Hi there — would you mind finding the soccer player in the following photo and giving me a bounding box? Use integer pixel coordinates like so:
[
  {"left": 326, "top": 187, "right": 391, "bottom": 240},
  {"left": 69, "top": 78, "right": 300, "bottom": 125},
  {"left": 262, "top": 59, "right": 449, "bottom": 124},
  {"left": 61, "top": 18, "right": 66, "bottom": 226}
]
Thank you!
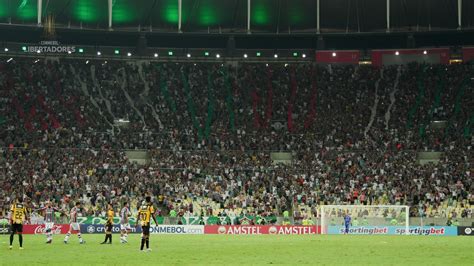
[
  {"left": 344, "top": 212, "right": 352, "bottom": 234},
  {"left": 120, "top": 202, "right": 132, "bottom": 244},
  {"left": 36, "top": 201, "right": 62, "bottom": 243},
  {"left": 101, "top": 203, "right": 114, "bottom": 244},
  {"left": 136, "top": 196, "right": 158, "bottom": 252},
  {"left": 9, "top": 197, "right": 29, "bottom": 250},
  {"left": 64, "top": 202, "right": 85, "bottom": 244}
]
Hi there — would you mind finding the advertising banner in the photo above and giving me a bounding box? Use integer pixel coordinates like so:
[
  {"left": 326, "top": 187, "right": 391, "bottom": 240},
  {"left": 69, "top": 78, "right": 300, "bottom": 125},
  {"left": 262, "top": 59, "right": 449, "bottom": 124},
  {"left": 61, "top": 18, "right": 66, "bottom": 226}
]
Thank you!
[
  {"left": 149, "top": 225, "right": 204, "bottom": 235},
  {"left": 81, "top": 224, "right": 142, "bottom": 234},
  {"left": 80, "top": 224, "right": 204, "bottom": 235},
  {"left": 23, "top": 224, "right": 70, "bottom": 235},
  {"left": 204, "top": 225, "right": 320, "bottom": 235},
  {"left": 457, "top": 226, "right": 474, "bottom": 236},
  {"left": 327, "top": 226, "right": 457, "bottom": 236}
]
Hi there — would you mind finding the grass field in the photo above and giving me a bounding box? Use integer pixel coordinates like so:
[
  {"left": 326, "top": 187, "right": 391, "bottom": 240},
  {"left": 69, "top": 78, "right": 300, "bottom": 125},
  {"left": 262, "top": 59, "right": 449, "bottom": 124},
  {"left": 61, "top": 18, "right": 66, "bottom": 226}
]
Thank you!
[{"left": 0, "top": 234, "right": 472, "bottom": 265}]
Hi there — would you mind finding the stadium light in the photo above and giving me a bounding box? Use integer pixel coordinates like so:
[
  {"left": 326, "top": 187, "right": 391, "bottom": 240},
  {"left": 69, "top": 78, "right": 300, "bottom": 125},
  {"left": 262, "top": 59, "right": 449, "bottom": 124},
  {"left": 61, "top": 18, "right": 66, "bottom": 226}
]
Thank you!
[
  {"left": 78, "top": 48, "right": 84, "bottom": 53},
  {"left": 127, "top": 52, "right": 132, "bottom": 57},
  {"left": 22, "top": 46, "right": 27, "bottom": 51},
  {"left": 274, "top": 54, "right": 278, "bottom": 58},
  {"left": 256, "top": 52, "right": 261, "bottom": 57},
  {"left": 293, "top": 52, "right": 298, "bottom": 57},
  {"left": 243, "top": 54, "right": 248, "bottom": 58},
  {"left": 187, "top": 53, "right": 191, "bottom": 58},
  {"left": 204, "top": 51, "right": 210, "bottom": 56},
  {"left": 168, "top": 51, "right": 173, "bottom": 56},
  {"left": 86, "top": 60, "right": 89, "bottom": 64},
  {"left": 423, "top": 50, "right": 427, "bottom": 55},
  {"left": 115, "top": 50, "right": 120, "bottom": 55},
  {"left": 216, "top": 54, "right": 220, "bottom": 58},
  {"left": 4, "top": 48, "right": 8, "bottom": 52},
  {"left": 37, "top": 50, "right": 41, "bottom": 54},
  {"left": 67, "top": 51, "right": 72, "bottom": 54},
  {"left": 97, "top": 51, "right": 102, "bottom": 56},
  {"left": 7, "top": 58, "right": 13, "bottom": 62},
  {"left": 332, "top": 52, "right": 337, "bottom": 57},
  {"left": 154, "top": 53, "right": 158, "bottom": 58},
  {"left": 302, "top": 54, "right": 307, "bottom": 58},
  {"left": 395, "top": 51, "right": 400, "bottom": 55}
]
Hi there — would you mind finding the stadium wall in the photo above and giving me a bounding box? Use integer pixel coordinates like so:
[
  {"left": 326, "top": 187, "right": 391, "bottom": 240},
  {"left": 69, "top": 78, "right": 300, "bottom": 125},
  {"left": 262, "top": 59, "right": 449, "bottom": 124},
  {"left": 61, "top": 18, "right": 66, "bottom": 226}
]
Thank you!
[{"left": 11, "top": 224, "right": 470, "bottom": 236}]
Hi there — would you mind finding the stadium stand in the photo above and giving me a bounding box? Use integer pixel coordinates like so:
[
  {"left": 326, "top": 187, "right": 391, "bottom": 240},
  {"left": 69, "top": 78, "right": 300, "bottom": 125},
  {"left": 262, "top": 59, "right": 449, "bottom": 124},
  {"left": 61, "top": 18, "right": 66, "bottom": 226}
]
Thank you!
[{"left": 0, "top": 58, "right": 472, "bottom": 225}]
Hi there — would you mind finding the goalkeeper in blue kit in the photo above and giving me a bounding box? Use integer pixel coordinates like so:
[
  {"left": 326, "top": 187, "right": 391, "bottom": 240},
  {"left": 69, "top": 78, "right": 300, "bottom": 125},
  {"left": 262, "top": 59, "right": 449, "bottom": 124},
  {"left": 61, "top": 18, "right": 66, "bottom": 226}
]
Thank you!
[{"left": 344, "top": 213, "right": 351, "bottom": 234}]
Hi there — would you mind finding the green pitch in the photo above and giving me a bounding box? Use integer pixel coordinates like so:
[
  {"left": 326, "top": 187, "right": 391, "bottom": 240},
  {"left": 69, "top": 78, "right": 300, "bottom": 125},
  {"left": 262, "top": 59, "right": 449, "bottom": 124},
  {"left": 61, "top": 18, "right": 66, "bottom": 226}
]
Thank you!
[{"left": 0, "top": 234, "right": 472, "bottom": 265}]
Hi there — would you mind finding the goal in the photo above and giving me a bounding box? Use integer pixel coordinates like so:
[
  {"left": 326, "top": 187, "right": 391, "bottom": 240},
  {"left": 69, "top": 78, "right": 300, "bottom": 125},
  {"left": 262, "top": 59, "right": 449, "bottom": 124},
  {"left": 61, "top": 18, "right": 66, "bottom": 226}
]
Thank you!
[{"left": 320, "top": 205, "right": 410, "bottom": 235}]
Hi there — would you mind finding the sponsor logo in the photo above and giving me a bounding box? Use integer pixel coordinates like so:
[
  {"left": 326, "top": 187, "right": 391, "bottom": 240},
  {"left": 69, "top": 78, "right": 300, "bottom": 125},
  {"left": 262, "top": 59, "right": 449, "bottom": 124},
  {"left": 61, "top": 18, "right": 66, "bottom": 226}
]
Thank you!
[
  {"left": 0, "top": 227, "right": 9, "bottom": 234},
  {"left": 150, "top": 226, "right": 204, "bottom": 234},
  {"left": 205, "top": 225, "right": 320, "bottom": 235},
  {"left": 337, "top": 227, "right": 388, "bottom": 235},
  {"left": 268, "top": 226, "right": 278, "bottom": 235},
  {"left": 465, "top": 228, "right": 472, "bottom": 235},
  {"left": 34, "top": 224, "right": 63, "bottom": 235},
  {"left": 87, "top": 225, "right": 96, "bottom": 233},
  {"left": 218, "top": 226, "right": 226, "bottom": 234},
  {"left": 394, "top": 227, "right": 446, "bottom": 236},
  {"left": 328, "top": 226, "right": 457, "bottom": 236}
]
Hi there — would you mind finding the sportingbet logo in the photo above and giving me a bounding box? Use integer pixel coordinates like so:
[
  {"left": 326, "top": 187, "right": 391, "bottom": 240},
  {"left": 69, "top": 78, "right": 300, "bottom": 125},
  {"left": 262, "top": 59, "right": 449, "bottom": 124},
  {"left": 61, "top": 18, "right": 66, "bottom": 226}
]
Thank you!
[
  {"left": 34, "top": 225, "right": 63, "bottom": 235},
  {"left": 338, "top": 226, "right": 388, "bottom": 234},
  {"left": 395, "top": 227, "right": 446, "bottom": 235}
]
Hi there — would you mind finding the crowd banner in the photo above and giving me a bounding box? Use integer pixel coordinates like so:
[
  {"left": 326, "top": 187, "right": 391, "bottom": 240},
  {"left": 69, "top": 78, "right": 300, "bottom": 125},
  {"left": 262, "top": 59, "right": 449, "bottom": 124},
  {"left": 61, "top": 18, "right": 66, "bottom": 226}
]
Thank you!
[
  {"left": 149, "top": 225, "right": 204, "bottom": 235},
  {"left": 204, "top": 225, "right": 320, "bottom": 235},
  {"left": 457, "top": 226, "right": 474, "bottom": 236},
  {"left": 23, "top": 224, "right": 70, "bottom": 235},
  {"left": 327, "top": 226, "right": 457, "bottom": 236}
]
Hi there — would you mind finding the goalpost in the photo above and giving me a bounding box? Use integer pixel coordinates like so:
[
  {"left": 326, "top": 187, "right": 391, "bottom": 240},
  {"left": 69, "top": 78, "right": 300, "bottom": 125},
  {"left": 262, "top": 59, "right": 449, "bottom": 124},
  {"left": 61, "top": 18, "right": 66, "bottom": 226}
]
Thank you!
[{"left": 320, "top": 205, "right": 410, "bottom": 235}]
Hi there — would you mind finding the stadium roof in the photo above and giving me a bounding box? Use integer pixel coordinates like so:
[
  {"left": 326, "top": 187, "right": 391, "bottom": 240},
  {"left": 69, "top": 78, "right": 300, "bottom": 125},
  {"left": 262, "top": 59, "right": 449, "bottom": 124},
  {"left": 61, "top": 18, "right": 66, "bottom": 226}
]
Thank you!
[{"left": 0, "top": 0, "right": 472, "bottom": 33}]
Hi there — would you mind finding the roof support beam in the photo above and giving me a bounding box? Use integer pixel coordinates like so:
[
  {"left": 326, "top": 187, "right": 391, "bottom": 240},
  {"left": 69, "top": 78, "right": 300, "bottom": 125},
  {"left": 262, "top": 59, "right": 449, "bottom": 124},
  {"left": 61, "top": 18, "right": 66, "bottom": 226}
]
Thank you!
[
  {"left": 37, "top": 0, "right": 42, "bottom": 25},
  {"left": 458, "top": 0, "right": 462, "bottom": 30},
  {"left": 108, "top": 0, "right": 112, "bottom": 28},
  {"left": 247, "top": 0, "right": 251, "bottom": 33},
  {"left": 178, "top": 0, "right": 182, "bottom": 32},
  {"left": 386, "top": 0, "right": 390, "bottom": 32},
  {"left": 316, "top": 0, "right": 320, "bottom": 33}
]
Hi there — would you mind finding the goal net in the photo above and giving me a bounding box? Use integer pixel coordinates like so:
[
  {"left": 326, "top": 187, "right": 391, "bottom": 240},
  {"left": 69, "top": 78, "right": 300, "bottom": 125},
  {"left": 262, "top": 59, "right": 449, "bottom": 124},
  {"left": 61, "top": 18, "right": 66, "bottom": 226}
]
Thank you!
[{"left": 320, "top": 205, "right": 410, "bottom": 235}]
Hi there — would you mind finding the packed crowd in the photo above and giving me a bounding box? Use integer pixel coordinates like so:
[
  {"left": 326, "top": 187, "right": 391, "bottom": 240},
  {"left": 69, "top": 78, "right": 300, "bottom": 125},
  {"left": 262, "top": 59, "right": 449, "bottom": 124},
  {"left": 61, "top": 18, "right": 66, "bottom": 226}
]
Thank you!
[{"left": 0, "top": 58, "right": 472, "bottom": 223}]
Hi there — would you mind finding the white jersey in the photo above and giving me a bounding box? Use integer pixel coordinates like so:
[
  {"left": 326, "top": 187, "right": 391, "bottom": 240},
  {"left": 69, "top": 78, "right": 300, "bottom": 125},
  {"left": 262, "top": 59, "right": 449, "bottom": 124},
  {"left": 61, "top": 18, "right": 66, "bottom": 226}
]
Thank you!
[{"left": 120, "top": 207, "right": 131, "bottom": 224}]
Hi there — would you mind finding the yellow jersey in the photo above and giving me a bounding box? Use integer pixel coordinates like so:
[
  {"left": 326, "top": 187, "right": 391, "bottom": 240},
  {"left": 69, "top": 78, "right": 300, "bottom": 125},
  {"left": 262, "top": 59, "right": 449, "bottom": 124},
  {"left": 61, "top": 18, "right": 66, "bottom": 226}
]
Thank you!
[
  {"left": 138, "top": 205, "right": 154, "bottom": 226},
  {"left": 106, "top": 209, "right": 114, "bottom": 225},
  {"left": 10, "top": 203, "right": 28, "bottom": 224}
]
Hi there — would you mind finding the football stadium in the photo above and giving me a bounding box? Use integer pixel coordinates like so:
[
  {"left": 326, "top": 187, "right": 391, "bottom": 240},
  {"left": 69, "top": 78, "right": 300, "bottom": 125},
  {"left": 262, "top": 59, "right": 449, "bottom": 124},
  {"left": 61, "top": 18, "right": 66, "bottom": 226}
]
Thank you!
[{"left": 0, "top": 0, "right": 473, "bottom": 265}]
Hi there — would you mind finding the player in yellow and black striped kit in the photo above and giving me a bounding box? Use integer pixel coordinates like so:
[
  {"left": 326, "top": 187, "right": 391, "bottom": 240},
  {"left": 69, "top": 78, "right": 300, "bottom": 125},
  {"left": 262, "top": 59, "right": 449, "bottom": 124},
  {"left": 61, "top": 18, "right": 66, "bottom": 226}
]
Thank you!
[
  {"left": 136, "top": 196, "right": 158, "bottom": 252},
  {"left": 101, "top": 203, "right": 115, "bottom": 244},
  {"left": 9, "top": 197, "right": 29, "bottom": 250}
]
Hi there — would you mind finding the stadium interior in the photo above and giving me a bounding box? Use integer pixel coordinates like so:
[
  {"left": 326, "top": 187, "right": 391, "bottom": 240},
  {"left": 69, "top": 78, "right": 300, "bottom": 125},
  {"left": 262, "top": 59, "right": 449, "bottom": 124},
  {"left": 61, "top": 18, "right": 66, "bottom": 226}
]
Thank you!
[{"left": 0, "top": 0, "right": 472, "bottom": 234}]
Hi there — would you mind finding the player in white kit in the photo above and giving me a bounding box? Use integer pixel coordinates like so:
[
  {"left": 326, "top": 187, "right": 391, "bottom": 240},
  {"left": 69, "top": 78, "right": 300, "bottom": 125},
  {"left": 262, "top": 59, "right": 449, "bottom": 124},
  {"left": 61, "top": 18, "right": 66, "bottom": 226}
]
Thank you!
[
  {"left": 36, "top": 201, "right": 61, "bottom": 243},
  {"left": 64, "top": 202, "right": 85, "bottom": 244},
  {"left": 120, "top": 202, "right": 132, "bottom": 243}
]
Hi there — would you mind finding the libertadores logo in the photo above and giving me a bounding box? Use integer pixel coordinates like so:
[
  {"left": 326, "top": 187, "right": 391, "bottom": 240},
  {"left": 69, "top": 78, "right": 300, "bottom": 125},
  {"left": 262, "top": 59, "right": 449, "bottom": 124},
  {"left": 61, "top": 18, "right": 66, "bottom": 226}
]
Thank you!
[{"left": 25, "top": 41, "right": 76, "bottom": 53}]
